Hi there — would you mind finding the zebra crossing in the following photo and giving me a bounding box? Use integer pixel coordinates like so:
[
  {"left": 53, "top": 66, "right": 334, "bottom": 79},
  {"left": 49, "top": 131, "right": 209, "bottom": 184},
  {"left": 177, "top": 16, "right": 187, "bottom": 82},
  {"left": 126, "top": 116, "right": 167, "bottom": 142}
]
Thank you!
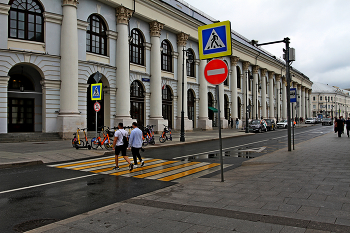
[{"left": 48, "top": 155, "right": 231, "bottom": 182}]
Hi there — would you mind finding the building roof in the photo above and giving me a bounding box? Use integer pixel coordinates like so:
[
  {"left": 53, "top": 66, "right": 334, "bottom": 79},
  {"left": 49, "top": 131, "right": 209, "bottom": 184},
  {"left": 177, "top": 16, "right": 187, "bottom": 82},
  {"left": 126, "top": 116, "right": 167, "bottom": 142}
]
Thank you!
[{"left": 312, "top": 82, "right": 350, "bottom": 96}]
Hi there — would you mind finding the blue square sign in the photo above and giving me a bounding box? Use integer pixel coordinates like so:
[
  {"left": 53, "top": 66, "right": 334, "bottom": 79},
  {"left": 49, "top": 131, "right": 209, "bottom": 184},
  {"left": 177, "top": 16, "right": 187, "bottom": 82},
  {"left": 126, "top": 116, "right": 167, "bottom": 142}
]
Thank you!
[{"left": 91, "top": 83, "right": 102, "bottom": 100}]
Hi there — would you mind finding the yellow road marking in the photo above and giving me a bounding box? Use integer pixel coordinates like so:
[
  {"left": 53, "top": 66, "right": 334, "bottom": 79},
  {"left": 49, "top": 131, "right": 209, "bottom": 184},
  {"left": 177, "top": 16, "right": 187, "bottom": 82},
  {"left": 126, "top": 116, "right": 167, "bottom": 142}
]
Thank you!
[
  {"left": 90, "top": 159, "right": 160, "bottom": 173},
  {"left": 158, "top": 163, "right": 220, "bottom": 181},
  {"left": 56, "top": 156, "right": 120, "bottom": 168},
  {"left": 134, "top": 162, "right": 199, "bottom": 178},
  {"left": 109, "top": 160, "right": 177, "bottom": 176}
]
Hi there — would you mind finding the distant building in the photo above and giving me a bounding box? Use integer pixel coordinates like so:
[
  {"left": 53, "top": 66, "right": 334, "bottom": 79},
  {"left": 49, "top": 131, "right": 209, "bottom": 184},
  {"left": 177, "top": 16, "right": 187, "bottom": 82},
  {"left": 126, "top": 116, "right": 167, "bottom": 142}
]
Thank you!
[{"left": 311, "top": 82, "right": 350, "bottom": 118}]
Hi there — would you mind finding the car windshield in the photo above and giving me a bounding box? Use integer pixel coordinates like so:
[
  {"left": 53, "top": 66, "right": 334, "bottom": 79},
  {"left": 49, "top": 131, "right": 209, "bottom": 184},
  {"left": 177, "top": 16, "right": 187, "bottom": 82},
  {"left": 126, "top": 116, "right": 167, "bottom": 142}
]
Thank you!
[
  {"left": 251, "top": 120, "right": 260, "bottom": 124},
  {"left": 279, "top": 120, "right": 287, "bottom": 123},
  {"left": 324, "top": 118, "right": 331, "bottom": 121},
  {"left": 306, "top": 118, "right": 313, "bottom": 120},
  {"left": 265, "top": 119, "right": 271, "bottom": 123}
]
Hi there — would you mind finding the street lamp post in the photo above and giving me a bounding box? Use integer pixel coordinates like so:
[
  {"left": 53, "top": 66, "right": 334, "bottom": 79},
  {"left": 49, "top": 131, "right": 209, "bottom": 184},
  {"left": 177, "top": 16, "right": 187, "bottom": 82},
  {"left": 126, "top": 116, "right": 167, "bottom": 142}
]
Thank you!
[{"left": 180, "top": 48, "right": 193, "bottom": 142}]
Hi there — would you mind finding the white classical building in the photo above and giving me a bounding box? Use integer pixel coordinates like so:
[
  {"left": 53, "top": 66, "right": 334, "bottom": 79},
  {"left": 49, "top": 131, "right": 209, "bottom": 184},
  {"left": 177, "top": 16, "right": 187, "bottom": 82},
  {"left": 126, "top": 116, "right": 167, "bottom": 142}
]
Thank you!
[
  {"left": 0, "top": 0, "right": 312, "bottom": 138},
  {"left": 311, "top": 82, "right": 350, "bottom": 119}
]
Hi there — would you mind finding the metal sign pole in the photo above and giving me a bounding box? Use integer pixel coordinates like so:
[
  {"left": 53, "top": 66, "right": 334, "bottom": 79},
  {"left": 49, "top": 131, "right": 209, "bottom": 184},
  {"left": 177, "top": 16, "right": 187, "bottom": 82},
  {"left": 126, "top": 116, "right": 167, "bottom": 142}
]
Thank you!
[
  {"left": 216, "top": 85, "right": 224, "bottom": 182},
  {"left": 292, "top": 102, "right": 295, "bottom": 150},
  {"left": 95, "top": 101, "right": 98, "bottom": 139}
]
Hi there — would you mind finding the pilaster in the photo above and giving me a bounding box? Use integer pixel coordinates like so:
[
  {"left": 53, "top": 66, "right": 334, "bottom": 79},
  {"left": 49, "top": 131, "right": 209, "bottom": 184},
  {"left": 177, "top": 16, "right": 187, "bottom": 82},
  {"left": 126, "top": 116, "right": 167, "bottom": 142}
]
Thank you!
[
  {"left": 268, "top": 71, "right": 274, "bottom": 118},
  {"left": 230, "top": 56, "right": 239, "bottom": 119},
  {"left": 261, "top": 69, "right": 267, "bottom": 118}
]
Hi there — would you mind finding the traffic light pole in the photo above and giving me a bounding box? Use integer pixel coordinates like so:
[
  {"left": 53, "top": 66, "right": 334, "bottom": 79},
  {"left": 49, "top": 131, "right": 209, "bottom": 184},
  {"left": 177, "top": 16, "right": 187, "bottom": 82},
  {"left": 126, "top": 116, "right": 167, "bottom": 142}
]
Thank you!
[{"left": 257, "top": 38, "right": 292, "bottom": 151}]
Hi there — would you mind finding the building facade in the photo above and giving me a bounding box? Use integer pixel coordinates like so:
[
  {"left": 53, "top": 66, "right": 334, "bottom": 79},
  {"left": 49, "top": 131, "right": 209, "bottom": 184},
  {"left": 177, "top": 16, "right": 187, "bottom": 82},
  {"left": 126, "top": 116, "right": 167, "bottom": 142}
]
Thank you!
[
  {"left": 0, "top": 0, "right": 312, "bottom": 137},
  {"left": 311, "top": 82, "right": 350, "bottom": 119}
]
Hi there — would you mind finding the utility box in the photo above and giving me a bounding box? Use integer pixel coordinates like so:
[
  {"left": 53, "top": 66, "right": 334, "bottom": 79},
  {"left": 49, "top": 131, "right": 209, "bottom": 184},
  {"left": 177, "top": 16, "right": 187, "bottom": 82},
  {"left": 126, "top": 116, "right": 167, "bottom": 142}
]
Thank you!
[{"left": 283, "top": 48, "right": 296, "bottom": 61}]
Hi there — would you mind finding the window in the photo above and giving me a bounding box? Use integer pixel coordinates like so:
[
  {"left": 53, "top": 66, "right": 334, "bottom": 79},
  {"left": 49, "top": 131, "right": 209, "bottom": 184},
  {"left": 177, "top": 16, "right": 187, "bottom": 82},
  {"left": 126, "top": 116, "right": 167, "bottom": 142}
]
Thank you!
[
  {"left": 161, "top": 40, "right": 172, "bottom": 72},
  {"left": 313, "top": 96, "right": 315, "bottom": 101},
  {"left": 186, "top": 49, "right": 195, "bottom": 77},
  {"left": 162, "top": 86, "right": 173, "bottom": 128},
  {"left": 8, "top": 0, "right": 44, "bottom": 42},
  {"left": 320, "top": 96, "right": 322, "bottom": 101},
  {"left": 86, "top": 15, "right": 107, "bottom": 56},
  {"left": 223, "top": 60, "right": 228, "bottom": 86},
  {"left": 331, "top": 97, "right": 333, "bottom": 101},
  {"left": 313, "top": 105, "right": 316, "bottom": 109},
  {"left": 236, "top": 66, "right": 241, "bottom": 88},
  {"left": 130, "top": 29, "right": 144, "bottom": 65}
]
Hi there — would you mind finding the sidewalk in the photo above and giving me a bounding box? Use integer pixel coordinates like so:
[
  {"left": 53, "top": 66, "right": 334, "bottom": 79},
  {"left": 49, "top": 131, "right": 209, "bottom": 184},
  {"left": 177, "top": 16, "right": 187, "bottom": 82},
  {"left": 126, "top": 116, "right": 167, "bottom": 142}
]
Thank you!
[
  {"left": 27, "top": 130, "right": 350, "bottom": 233},
  {"left": 0, "top": 128, "right": 249, "bottom": 168}
]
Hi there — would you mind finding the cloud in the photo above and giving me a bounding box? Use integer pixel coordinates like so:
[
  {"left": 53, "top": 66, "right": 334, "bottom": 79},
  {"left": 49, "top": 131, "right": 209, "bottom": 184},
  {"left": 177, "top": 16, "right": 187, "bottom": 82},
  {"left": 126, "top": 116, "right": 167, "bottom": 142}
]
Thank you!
[{"left": 185, "top": 0, "right": 350, "bottom": 88}]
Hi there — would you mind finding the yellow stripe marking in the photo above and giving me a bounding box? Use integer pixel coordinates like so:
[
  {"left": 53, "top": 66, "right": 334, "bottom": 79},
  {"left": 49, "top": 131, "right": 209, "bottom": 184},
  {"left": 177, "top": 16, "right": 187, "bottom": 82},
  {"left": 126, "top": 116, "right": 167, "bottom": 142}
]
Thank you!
[
  {"left": 134, "top": 162, "right": 199, "bottom": 178},
  {"left": 109, "top": 160, "right": 177, "bottom": 176},
  {"left": 158, "top": 163, "right": 220, "bottom": 181},
  {"left": 90, "top": 159, "right": 159, "bottom": 173},
  {"left": 57, "top": 157, "right": 119, "bottom": 168}
]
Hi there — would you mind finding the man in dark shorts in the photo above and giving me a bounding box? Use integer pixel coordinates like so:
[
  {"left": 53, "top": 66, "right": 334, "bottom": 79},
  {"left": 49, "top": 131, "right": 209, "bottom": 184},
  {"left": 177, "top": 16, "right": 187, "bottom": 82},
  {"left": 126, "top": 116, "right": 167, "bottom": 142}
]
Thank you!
[{"left": 112, "top": 123, "right": 133, "bottom": 171}]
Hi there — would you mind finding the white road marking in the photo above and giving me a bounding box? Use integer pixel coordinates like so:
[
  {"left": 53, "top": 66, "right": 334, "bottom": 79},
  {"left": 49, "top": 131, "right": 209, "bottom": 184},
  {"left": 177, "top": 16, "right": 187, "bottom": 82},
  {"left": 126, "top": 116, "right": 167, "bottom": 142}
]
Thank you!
[
  {"left": 0, "top": 174, "right": 97, "bottom": 195},
  {"left": 207, "top": 68, "right": 225, "bottom": 76}
]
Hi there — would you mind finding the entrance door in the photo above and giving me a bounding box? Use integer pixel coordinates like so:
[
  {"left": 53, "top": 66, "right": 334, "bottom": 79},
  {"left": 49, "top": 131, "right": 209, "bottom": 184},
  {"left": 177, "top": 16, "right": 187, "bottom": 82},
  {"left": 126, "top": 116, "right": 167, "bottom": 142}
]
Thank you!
[
  {"left": 208, "top": 93, "right": 215, "bottom": 126},
  {"left": 187, "top": 90, "right": 195, "bottom": 128},
  {"left": 8, "top": 98, "right": 34, "bottom": 132},
  {"left": 162, "top": 86, "right": 173, "bottom": 128},
  {"left": 130, "top": 81, "right": 144, "bottom": 127}
]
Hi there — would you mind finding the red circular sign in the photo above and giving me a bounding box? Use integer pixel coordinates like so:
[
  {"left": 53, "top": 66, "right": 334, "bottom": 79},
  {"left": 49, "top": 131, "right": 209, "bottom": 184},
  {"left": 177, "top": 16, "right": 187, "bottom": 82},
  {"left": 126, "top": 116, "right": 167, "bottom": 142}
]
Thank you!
[
  {"left": 94, "top": 102, "right": 101, "bottom": 112},
  {"left": 204, "top": 59, "right": 228, "bottom": 85}
]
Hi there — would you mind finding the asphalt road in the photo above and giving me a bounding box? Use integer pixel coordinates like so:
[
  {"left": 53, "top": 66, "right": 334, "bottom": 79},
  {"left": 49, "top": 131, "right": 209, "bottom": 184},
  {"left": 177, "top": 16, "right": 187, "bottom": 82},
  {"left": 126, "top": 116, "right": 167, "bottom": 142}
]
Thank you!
[{"left": 0, "top": 124, "right": 332, "bottom": 232}]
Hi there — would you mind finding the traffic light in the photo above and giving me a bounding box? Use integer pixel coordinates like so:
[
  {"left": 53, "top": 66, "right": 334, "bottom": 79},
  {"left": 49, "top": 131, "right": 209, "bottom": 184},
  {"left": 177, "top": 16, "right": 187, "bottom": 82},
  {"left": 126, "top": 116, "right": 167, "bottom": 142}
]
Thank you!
[{"left": 283, "top": 48, "right": 296, "bottom": 61}]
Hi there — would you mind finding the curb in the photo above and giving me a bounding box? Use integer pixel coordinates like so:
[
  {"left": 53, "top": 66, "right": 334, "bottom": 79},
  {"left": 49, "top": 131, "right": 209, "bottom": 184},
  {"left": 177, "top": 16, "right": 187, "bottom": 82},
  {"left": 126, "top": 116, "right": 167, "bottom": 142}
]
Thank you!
[{"left": 0, "top": 160, "right": 43, "bottom": 169}]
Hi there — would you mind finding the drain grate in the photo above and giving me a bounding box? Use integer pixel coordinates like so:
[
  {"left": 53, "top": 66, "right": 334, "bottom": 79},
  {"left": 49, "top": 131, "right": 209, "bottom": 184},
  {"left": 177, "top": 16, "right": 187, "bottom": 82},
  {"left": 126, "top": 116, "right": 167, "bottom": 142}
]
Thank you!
[{"left": 13, "top": 219, "right": 57, "bottom": 232}]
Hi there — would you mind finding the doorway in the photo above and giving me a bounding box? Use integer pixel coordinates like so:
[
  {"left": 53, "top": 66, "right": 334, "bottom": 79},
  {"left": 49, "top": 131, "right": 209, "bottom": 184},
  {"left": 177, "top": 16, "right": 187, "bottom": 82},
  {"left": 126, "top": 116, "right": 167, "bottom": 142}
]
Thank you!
[
  {"left": 187, "top": 89, "right": 195, "bottom": 128},
  {"left": 162, "top": 85, "right": 173, "bottom": 129},
  {"left": 130, "top": 80, "right": 145, "bottom": 127},
  {"left": 87, "top": 76, "right": 104, "bottom": 131}
]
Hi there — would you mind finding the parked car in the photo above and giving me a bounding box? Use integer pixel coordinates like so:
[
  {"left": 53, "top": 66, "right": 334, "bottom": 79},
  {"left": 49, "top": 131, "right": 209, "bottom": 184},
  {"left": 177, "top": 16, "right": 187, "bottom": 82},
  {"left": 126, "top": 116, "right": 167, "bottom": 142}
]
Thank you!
[
  {"left": 305, "top": 118, "right": 316, "bottom": 124},
  {"left": 249, "top": 119, "right": 267, "bottom": 133},
  {"left": 265, "top": 119, "right": 276, "bottom": 131},
  {"left": 322, "top": 118, "right": 333, "bottom": 126},
  {"left": 315, "top": 118, "right": 322, "bottom": 124},
  {"left": 276, "top": 120, "right": 295, "bottom": 129}
]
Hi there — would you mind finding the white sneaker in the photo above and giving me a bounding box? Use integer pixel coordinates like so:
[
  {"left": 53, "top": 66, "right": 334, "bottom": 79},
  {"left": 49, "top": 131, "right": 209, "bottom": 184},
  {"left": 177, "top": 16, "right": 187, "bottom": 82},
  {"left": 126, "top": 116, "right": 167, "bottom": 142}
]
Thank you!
[{"left": 134, "top": 164, "right": 138, "bottom": 168}]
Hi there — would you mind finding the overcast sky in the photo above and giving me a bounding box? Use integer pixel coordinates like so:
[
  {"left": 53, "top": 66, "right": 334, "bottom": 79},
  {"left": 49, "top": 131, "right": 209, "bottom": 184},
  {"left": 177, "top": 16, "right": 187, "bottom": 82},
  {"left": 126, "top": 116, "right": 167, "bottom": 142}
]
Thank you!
[{"left": 185, "top": 0, "right": 350, "bottom": 89}]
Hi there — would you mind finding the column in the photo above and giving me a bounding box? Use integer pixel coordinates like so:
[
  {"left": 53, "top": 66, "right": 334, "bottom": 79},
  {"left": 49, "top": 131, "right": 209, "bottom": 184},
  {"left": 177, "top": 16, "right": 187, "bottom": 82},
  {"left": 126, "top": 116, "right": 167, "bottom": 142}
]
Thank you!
[
  {"left": 305, "top": 88, "right": 309, "bottom": 118},
  {"left": 219, "top": 83, "right": 227, "bottom": 128},
  {"left": 0, "top": 76, "right": 10, "bottom": 133},
  {"left": 252, "top": 65, "right": 259, "bottom": 119},
  {"left": 301, "top": 86, "right": 305, "bottom": 119},
  {"left": 275, "top": 74, "right": 281, "bottom": 122},
  {"left": 230, "top": 56, "right": 239, "bottom": 120},
  {"left": 57, "top": 0, "right": 82, "bottom": 138},
  {"left": 309, "top": 90, "right": 312, "bottom": 118},
  {"left": 114, "top": 6, "right": 134, "bottom": 126},
  {"left": 176, "top": 32, "right": 192, "bottom": 130},
  {"left": 297, "top": 84, "right": 302, "bottom": 121},
  {"left": 148, "top": 21, "right": 167, "bottom": 132},
  {"left": 261, "top": 69, "right": 267, "bottom": 118},
  {"left": 0, "top": 4, "right": 11, "bottom": 49},
  {"left": 198, "top": 59, "right": 212, "bottom": 130},
  {"left": 268, "top": 71, "right": 274, "bottom": 118},
  {"left": 282, "top": 76, "right": 287, "bottom": 120},
  {"left": 242, "top": 61, "right": 250, "bottom": 125}
]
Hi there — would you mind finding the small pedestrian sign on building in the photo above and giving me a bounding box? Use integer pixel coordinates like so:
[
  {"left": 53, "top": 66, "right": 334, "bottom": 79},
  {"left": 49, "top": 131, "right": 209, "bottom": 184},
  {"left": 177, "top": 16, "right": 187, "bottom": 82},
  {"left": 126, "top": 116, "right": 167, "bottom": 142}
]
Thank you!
[
  {"left": 198, "top": 21, "right": 232, "bottom": 60},
  {"left": 91, "top": 83, "right": 102, "bottom": 100}
]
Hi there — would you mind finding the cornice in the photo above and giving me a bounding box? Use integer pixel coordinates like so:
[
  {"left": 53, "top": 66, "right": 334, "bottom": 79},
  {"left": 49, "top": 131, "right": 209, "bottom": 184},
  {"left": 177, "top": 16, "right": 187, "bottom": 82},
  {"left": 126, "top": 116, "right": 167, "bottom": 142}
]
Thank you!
[
  {"left": 43, "top": 12, "right": 63, "bottom": 24},
  {"left": 77, "top": 19, "right": 89, "bottom": 30},
  {"left": 107, "top": 30, "right": 118, "bottom": 40},
  {"left": 0, "top": 3, "right": 10, "bottom": 15}
]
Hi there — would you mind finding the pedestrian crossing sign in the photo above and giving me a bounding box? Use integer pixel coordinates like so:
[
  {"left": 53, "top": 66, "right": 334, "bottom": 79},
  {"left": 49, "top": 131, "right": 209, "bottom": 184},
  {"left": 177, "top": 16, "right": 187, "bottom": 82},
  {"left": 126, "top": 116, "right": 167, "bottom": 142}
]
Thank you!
[
  {"left": 198, "top": 21, "right": 232, "bottom": 60},
  {"left": 91, "top": 83, "right": 102, "bottom": 100}
]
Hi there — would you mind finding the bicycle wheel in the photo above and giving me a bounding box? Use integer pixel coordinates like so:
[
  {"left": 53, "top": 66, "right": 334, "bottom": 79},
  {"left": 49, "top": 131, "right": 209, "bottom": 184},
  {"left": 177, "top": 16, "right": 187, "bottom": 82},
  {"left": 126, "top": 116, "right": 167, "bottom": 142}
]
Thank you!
[
  {"left": 91, "top": 138, "right": 99, "bottom": 149},
  {"left": 104, "top": 142, "right": 113, "bottom": 150},
  {"left": 159, "top": 134, "right": 166, "bottom": 143},
  {"left": 75, "top": 140, "right": 84, "bottom": 149},
  {"left": 150, "top": 137, "right": 155, "bottom": 145},
  {"left": 142, "top": 137, "right": 149, "bottom": 147}
]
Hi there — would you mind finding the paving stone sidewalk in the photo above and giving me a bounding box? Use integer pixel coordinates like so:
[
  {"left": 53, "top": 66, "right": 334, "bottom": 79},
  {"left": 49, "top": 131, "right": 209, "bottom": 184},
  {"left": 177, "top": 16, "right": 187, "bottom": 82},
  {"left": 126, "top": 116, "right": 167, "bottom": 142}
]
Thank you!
[
  {"left": 0, "top": 128, "right": 249, "bottom": 167},
  {"left": 27, "top": 130, "right": 350, "bottom": 233}
]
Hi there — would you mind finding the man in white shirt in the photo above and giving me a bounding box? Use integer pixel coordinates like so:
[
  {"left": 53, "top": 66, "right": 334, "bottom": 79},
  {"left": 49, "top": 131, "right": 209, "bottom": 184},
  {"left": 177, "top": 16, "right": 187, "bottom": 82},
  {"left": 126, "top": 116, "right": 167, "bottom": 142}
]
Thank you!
[
  {"left": 112, "top": 123, "right": 133, "bottom": 171},
  {"left": 128, "top": 122, "right": 144, "bottom": 167}
]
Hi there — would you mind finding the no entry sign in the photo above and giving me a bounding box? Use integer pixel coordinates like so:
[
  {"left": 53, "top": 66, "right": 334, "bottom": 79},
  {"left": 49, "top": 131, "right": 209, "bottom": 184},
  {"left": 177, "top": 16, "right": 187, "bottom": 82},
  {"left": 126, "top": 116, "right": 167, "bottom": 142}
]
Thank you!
[
  {"left": 204, "top": 59, "right": 228, "bottom": 85},
  {"left": 94, "top": 102, "right": 101, "bottom": 112}
]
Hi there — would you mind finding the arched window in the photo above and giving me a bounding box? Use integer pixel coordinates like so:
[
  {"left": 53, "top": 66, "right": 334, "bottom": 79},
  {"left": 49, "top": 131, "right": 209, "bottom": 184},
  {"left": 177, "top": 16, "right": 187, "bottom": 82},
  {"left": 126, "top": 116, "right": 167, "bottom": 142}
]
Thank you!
[
  {"left": 86, "top": 15, "right": 107, "bottom": 56},
  {"left": 162, "top": 86, "right": 173, "bottom": 128},
  {"left": 186, "top": 49, "right": 195, "bottom": 77},
  {"left": 130, "top": 29, "right": 144, "bottom": 65},
  {"left": 130, "top": 81, "right": 144, "bottom": 127},
  {"left": 161, "top": 40, "right": 172, "bottom": 72},
  {"left": 8, "top": 0, "right": 44, "bottom": 42},
  {"left": 236, "top": 66, "right": 241, "bottom": 89}
]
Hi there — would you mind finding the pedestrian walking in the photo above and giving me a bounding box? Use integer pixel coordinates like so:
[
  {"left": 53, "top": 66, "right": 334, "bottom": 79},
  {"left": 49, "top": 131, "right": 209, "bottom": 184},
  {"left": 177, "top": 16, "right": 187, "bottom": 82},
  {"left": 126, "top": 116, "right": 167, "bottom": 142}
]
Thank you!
[
  {"left": 334, "top": 117, "right": 338, "bottom": 133},
  {"left": 230, "top": 118, "right": 233, "bottom": 129},
  {"left": 112, "top": 123, "right": 133, "bottom": 171},
  {"left": 129, "top": 122, "right": 144, "bottom": 168},
  {"left": 235, "top": 118, "right": 239, "bottom": 129},
  {"left": 346, "top": 118, "right": 350, "bottom": 137},
  {"left": 336, "top": 117, "right": 344, "bottom": 137}
]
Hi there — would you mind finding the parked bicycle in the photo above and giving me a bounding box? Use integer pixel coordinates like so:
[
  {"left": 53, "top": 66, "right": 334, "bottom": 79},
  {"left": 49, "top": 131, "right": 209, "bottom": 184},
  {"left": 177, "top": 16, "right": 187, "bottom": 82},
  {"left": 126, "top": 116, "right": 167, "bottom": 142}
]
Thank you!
[
  {"left": 91, "top": 126, "right": 113, "bottom": 150},
  {"left": 159, "top": 125, "right": 172, "bottom": 143},
  {"left": 142, "top": 125, "right": 156, "bottom": 146},
  {"left": 75, "top": 128, "right": 91, "bottom": 150},
  {"left": 72, "top": 128, "right": 84, "bottom": 147}
]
